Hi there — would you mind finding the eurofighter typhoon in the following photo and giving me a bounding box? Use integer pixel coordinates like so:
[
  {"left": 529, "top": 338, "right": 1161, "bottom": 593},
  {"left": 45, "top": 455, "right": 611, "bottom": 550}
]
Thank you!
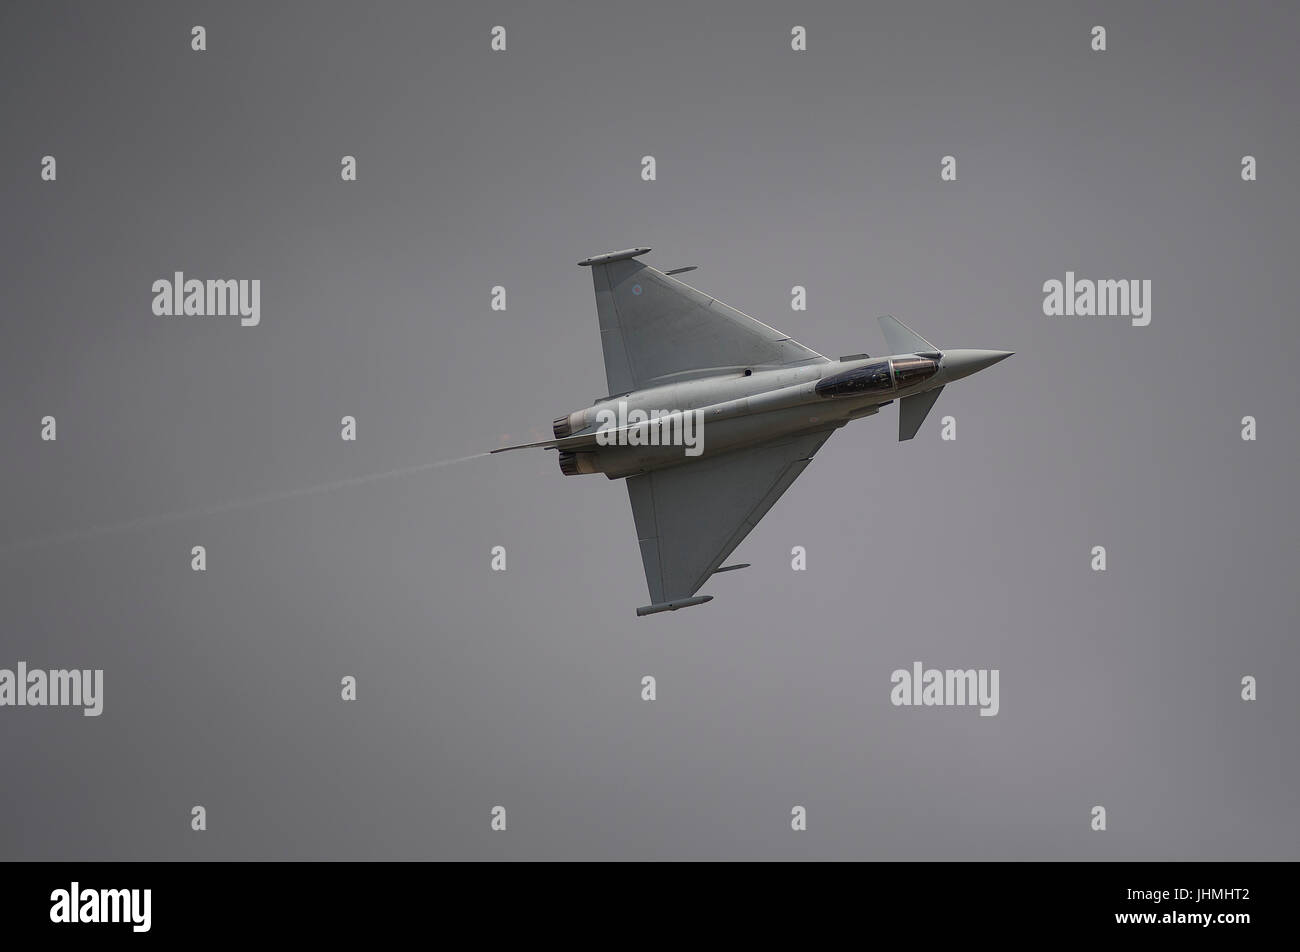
[{"left": 493, "top": 248, "right": 1012, "bottom": 616}]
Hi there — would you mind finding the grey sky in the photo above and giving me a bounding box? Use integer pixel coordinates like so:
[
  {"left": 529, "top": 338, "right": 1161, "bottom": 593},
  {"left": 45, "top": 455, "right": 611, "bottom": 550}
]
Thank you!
[{"left": 0, "top": 0, "right": 1296, "bottom": 860}]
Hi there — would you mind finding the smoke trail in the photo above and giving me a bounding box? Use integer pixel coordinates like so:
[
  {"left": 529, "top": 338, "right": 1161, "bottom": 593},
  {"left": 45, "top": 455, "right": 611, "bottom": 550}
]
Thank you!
[{"left": 0, "top": 452, "right": 491, "bottom": 555}]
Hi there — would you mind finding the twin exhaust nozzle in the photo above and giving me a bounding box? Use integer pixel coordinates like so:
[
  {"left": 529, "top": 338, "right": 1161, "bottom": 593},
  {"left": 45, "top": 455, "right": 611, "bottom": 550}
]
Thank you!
[{"left": 558, "top": 451, "right": 599, "bottom": 476}]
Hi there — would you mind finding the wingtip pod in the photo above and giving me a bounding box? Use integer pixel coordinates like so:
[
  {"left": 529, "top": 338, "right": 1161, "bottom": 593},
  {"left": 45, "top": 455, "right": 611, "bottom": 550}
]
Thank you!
[{"left": 635, "top": 595, "right": 713, "bottom": 617}]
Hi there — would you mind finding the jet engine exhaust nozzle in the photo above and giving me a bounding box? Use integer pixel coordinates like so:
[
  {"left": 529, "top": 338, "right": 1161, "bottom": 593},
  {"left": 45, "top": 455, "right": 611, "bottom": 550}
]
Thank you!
[{"left": 558, "top": 451, "right": 599, "bottom": 476}]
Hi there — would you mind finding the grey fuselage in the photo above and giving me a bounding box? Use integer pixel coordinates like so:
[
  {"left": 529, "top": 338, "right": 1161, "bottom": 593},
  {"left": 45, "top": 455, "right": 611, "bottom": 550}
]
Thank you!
[{"left": 552, "top": 349, "right": 1000, "bottom": 479}]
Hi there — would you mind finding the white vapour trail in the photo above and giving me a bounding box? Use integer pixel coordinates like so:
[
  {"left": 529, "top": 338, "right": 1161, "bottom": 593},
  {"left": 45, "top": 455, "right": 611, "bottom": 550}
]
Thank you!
[{"left": 0, "top": 452, "right": 491, "bottom": 555}]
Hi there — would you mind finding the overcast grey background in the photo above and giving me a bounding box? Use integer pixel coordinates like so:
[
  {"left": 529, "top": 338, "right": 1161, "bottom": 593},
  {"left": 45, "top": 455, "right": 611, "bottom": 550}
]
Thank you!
[{"left": 1, "top": 1, "right": 1297, "bottom": 860}]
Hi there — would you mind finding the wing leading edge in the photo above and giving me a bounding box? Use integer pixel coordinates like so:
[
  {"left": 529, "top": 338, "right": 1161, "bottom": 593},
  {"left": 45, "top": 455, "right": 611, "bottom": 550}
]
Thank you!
[{"left": 625, "top": 427, "right": 839, "bottom": 614}]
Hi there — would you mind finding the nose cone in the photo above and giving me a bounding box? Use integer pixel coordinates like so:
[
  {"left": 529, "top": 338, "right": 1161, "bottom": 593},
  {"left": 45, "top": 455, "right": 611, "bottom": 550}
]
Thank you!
[{"left": 941, "top": 349, "right": 1013, "bottom": 382}]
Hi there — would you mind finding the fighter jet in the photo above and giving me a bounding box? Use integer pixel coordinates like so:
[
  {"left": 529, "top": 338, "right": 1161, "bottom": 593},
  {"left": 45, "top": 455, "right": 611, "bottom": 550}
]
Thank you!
[{"left": 493, "top": 248, "right": 1012, "bottom": 616}]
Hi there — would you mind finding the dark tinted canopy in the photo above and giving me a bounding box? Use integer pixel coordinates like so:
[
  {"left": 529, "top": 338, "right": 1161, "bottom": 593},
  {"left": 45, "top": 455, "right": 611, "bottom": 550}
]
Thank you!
[
  {"left": 816, "top": 360, "right": 895, "bottom": 397},
  {"left": 816, "top": 356, "right": 939, "bottom": 398},
  {"left": 892, "top": 356, "right": 940, "bottom": 388}
]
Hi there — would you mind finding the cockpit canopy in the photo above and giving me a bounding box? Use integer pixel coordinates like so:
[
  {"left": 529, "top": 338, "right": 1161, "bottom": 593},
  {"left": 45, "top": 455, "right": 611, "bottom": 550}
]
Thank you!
[
  {"left": 815, "top": 356, "right": 939, "bottom": 398},
  {"left": 816, "top": 359, "right": 894, "bottom": 397},
  {"left": 892, "top": 356, "right": 940, "bottom": 388}
]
